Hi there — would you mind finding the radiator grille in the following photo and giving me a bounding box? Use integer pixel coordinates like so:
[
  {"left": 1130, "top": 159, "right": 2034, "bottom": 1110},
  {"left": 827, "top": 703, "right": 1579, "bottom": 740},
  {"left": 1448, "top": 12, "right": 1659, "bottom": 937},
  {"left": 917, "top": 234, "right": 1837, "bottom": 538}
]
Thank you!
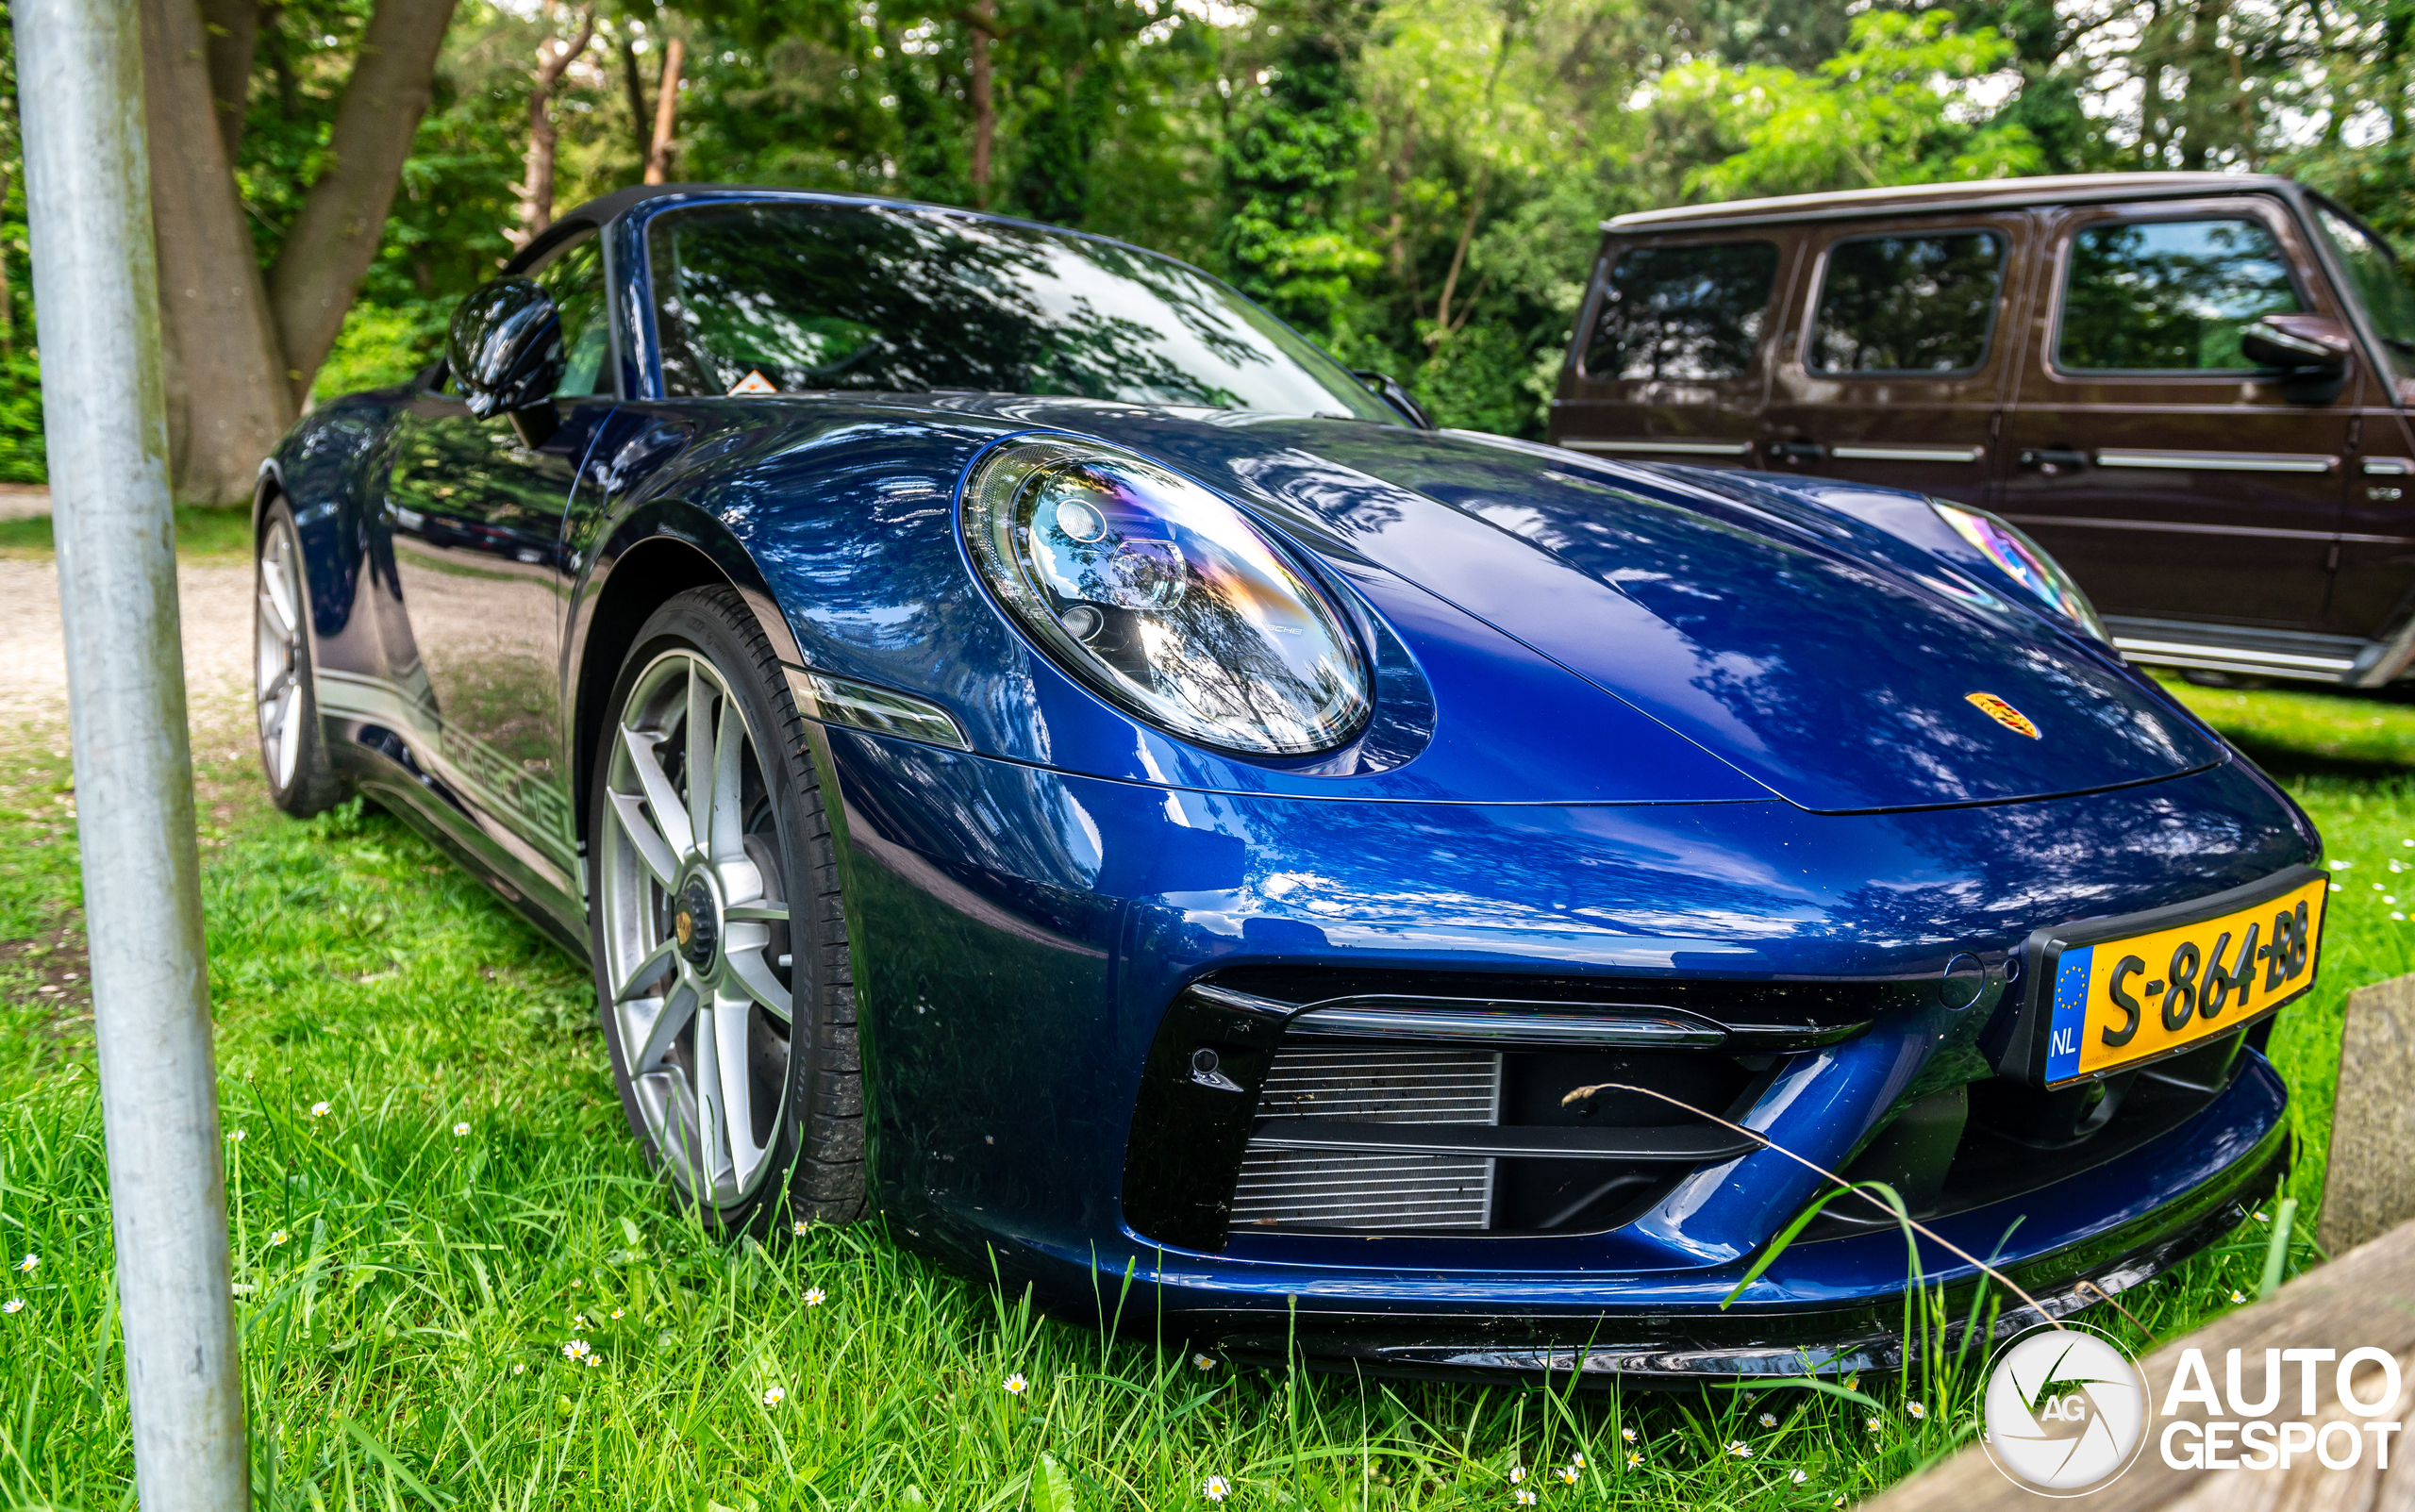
[{"left": 1231, "top": 1047, "right": 1502, "bottom": 1232}]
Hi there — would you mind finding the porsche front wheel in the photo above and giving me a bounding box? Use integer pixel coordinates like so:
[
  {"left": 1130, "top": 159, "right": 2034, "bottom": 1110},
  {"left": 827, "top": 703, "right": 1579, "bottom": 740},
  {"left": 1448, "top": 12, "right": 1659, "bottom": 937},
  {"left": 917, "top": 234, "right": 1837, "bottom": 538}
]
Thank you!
[
  {"left": 255, "top": 502, "right": 345, "bottom": 816},
  {"left": 590, "top": 588, "right": 865, "bottom": 1235}
]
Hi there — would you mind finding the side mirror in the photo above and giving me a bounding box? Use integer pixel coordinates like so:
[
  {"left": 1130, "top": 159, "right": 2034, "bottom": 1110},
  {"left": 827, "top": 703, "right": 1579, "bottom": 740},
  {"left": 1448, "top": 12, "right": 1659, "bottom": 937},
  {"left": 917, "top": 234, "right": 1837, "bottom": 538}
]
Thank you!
[
  {"left": 448, "top": 278, "right": 563, "bottom": 421},
  {"left": 2241, "top": 313, "right": 2353, "bottom": 381}
]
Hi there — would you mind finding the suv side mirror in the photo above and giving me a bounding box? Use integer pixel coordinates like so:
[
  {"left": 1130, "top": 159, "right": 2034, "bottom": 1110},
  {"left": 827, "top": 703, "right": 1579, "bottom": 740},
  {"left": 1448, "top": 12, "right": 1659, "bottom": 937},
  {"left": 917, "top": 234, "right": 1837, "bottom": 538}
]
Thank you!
[
  {"left": 2241, "top": 313, "right": 2353, "bottom": 382},
  {"left": 448, "top": 278, "right": 563, "bottom": 422}
]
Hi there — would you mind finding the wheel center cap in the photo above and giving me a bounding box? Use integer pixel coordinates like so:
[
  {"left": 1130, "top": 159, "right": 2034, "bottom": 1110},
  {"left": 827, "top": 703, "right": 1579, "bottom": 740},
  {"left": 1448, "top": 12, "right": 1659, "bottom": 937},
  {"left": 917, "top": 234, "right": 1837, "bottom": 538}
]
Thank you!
[{"left": 675, "top": 878, "right": 719, "bottom": 966}]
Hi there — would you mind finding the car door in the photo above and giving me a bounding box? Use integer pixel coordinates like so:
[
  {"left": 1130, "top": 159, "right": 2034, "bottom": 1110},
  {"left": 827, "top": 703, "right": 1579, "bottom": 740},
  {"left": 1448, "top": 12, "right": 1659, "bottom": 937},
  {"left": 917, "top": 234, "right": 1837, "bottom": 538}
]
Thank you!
[
  {"left": 2306, "top": 199, "right": 2415, "bottom": 642},
  {"left": 367, "top": 230, "right": 620, "bottom": 922},
  {"left": 1759, "top": 212, "right": 2028, "bottom": 507},
  {"left": 1551, "top": 230, "right": 1799, "bottom": 467},
  {"left": 1999, "top": 197, "right": 2355, "bottom": 636}
]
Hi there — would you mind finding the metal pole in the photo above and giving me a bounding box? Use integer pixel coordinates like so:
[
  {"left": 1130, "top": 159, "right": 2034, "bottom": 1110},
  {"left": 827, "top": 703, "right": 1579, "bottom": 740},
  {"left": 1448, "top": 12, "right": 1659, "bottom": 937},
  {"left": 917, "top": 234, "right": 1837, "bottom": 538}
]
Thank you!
[{"left": 11, "top": 0, "right": 250, "bottom": 1506}]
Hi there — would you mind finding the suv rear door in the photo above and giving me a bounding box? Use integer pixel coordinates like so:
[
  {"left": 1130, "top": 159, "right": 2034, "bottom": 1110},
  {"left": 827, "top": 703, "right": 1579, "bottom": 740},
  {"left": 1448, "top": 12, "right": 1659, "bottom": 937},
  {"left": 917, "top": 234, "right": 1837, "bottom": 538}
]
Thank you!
[
  {"left": 1758, "top": 211, "right": 2029, "bottom": 507},
  {"left": 2000, "top": 194, "right": 2354, "bottom": 638},
  {"left": 1552, "top": 229, "right": 1798, "bottom": 467}
]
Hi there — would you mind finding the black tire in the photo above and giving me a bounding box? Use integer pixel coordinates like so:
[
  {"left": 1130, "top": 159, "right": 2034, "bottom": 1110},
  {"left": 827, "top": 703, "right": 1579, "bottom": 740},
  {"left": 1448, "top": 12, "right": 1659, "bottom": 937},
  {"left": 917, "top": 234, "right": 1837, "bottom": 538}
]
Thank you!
[
  {"left": 588, "top": 586, "right": 866, "bottom": 1236},
  {"left": 254, "top": 500, "right": 347, "bottom": 817}
]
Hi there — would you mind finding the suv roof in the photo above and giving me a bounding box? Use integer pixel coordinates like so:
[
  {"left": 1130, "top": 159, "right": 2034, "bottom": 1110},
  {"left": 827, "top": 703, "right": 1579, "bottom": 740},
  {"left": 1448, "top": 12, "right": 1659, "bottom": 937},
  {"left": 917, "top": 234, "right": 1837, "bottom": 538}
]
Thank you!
[{"left": 1604, "top": 172, "right": 2303, "bottom": 233}]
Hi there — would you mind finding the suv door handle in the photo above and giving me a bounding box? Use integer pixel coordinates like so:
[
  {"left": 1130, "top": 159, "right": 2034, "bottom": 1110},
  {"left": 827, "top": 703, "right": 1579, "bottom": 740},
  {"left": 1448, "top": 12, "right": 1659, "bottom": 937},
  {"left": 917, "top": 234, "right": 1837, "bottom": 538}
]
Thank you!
[
  {"left": 1767, "top": 440, "right": 1826, "bottom": 462},
  {"left": 2019, "top": 447, "right": 2090, "bottom": 470}
]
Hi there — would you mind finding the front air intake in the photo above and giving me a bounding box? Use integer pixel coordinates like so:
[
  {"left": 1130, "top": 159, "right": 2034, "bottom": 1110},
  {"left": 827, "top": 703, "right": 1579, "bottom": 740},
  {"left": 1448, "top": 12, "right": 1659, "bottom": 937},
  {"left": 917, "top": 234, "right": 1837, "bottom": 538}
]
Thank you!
[{"left": 1229, "top": 1046, "right": 1502, "bottom": 1232}]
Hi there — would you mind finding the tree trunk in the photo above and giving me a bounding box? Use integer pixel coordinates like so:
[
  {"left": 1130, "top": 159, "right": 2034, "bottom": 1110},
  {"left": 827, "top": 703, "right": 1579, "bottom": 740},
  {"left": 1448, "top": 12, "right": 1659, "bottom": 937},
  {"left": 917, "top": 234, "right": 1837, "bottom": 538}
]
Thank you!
[
  {"left": 618, "top": 31, "right": 650, "bottom": 167},
  {"left": 140, "top": 0, "right": 294, "bottom": 505},
  {"left": 265, "top": 0, "right": 460, "bottom": 409},
  {"left": 198, "top": 0, "right": 259, "bottom": 161},
  {"left": 968, "top": 0, "right": 994, "bottom": 207},
  {"left": 517, "top": 7, "right": 595, "bottom": 246},
  {"left": 643, "top": 34, "right": 683, "bottom": 183}
]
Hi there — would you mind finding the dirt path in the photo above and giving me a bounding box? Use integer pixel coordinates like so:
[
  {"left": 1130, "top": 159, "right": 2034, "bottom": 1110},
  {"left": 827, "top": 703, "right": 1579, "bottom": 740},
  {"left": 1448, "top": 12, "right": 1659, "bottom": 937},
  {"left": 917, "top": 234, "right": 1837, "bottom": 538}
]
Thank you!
[{"left": 0, "top": 559, "right": 258, "bottom": 743}]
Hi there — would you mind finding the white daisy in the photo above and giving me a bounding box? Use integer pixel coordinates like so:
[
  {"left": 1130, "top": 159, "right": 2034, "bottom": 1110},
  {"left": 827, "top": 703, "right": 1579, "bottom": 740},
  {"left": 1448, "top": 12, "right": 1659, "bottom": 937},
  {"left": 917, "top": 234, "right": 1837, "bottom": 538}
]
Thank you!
[
  {"left": 1003, "top": 1372, "right": 1027, "bottom": 1396},
  {"left": 1728, "top": 1441, "right": 1752, "bottom": 1458},
  {"left": 1201, "top": 1474, "right": 1230, "bottom": 1503},
  {"left": 1, "top": 1299, "right": 22, "bottom": 1315},
  {"left": 804, "top": 1288, "right": 825, "bottom": 1306},
  {"left": 762, "top": 1386, "right": 786, "bottom": 1406},
  {"left": 452, "top": 1122, "right": 469, "bottom": 1137},
  {"left": 309, "top": 1102, "right": 330, "bottom": 1118}
]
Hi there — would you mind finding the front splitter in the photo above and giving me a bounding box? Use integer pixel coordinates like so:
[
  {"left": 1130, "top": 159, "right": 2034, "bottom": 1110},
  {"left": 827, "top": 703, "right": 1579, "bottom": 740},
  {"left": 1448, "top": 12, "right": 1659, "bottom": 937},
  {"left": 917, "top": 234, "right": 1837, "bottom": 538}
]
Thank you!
[{"left": 1192, "top": 1125, "right": 2287, "bottom": 1387}]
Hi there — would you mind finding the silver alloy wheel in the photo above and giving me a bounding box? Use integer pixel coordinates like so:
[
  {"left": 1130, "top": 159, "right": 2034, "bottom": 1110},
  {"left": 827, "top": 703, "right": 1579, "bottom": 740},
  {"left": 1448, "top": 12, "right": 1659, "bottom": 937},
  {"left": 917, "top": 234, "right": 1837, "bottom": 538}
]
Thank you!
[
  {"left": 255, "top": 519, "right": 308, "bottom": 790},
  {"left": 598, "top": 648, "right": 795, "bottom": 1205}
]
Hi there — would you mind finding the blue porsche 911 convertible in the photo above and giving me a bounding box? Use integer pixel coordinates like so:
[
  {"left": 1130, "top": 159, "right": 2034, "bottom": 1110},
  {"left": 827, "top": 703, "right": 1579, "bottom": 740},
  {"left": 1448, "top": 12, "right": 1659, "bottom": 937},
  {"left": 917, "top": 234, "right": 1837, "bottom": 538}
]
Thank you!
[{"left": 253, "top": 184, "right": 2326, "bottom": 1383}]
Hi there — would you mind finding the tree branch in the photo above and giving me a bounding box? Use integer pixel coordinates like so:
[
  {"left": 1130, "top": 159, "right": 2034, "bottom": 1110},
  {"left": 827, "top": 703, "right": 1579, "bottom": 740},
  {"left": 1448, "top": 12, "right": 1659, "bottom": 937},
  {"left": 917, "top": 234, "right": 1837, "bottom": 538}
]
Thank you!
[
  {"left": 643, "top": 34, "right": 683, "bottom": 183},
  {"left": 266, "top": 0, "right": 461, "bottom": 407},
  {"left": 199, "top": 0, "right": 260, "bottom": 162},
  {"left": 618, "top": 31, "right": 651, "bottom": 167}
]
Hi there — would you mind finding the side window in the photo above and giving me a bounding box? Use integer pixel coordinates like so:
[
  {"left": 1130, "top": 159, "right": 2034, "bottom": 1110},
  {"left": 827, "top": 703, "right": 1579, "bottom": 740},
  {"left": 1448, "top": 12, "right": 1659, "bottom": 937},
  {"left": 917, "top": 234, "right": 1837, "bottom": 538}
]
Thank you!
[
  {"left": 529, "top": 233, "right": 611, "bottom": 397},
  {"left": 1808, "top": 230, "right": 2005, "bottom": 374},
  {"left": 2313, "top": 203, "right": 2415, "bottom": 384},
  {"left": 2057, "top": 218, "right": 2304, "bottom": 373},
  {"left": 1582, "top": 241, "right": 1779, "bottom": 381}
]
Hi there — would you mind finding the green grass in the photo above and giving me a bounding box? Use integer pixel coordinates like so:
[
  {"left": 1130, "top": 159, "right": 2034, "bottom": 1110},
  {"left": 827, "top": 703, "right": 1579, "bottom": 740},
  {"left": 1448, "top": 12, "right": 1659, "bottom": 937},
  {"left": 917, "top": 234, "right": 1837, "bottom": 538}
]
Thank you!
[
  {"left": 0, "top": 671, "right": 2406, "bottom": 1507},
  {"left": 0, "top": 504, "right": 254, "bottom": 562}
]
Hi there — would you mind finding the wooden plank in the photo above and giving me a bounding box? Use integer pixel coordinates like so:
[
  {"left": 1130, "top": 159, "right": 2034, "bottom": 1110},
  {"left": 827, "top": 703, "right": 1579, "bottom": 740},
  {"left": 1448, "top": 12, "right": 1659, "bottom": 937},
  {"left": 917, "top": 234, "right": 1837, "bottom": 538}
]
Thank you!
[
  {"left": 1862, "top": 1219, "right": 2415, "bottom": 1512},
  {"left": 2323, "top": 972, "right": 2415, "bottom": 1255}
]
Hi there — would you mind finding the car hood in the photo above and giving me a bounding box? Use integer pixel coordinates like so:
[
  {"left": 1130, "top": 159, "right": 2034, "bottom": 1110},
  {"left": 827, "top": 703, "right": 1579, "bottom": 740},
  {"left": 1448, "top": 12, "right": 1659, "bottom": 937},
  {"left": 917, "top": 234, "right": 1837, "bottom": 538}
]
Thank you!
[{"left": 1008, "top": 404, "right": 2223, "bottom": 814}]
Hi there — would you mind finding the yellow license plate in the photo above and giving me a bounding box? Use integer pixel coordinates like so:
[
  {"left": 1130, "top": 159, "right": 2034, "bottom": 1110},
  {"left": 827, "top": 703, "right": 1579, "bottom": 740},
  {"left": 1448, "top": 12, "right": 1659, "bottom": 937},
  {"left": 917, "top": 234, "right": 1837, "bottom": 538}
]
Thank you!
[{"left": 2040, "top": 872, "right": 2327, "bottom": 1087}]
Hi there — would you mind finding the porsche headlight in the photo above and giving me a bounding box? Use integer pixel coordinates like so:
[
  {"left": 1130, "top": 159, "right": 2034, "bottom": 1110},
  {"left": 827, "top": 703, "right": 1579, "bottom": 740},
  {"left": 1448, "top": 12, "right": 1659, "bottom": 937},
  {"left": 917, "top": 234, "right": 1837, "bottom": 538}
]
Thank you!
[
  {"left": 963, "top": 439, "right": 1371, "bottom": 755},
  {"left": 1931, "top": 500, "right": 2108, "bottom": 642}
]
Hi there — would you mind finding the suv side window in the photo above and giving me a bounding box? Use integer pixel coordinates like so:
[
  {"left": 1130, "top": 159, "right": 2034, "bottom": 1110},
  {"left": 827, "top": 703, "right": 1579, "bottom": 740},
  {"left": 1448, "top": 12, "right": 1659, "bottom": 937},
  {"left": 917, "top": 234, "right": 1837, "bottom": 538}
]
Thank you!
[
  {"left": 2057, "top": 218, "right": 2303, "bottom": 372},
  {"left": 528, "top": 232, "right": 612, "bottom": 397},
  {"left": 1583, "top": 241, "right": 1779, "bottom": 381},
  {"left": 1808, "top": 230, "right": 2005, "bottom": 374},
  {"left": 2313, "top": 203, "right": 2415, "bottom": 385}
]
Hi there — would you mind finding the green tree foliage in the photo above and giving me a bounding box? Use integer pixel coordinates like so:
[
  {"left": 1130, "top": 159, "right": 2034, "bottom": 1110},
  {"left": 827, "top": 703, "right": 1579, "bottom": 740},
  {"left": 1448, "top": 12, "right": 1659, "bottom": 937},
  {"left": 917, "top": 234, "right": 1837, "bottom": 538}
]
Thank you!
[
  {"left": 0, "top": 8, "right": 37, "bottom": 484},
  {"left": 1657, "top": 11, "right": 2043, "bottom": 202},
  {"left": 1218, "top": 0, "right": 1381, "bottom": 330},
  {"left": 7, "top": 0, "right": 2415, "bottom": 475}
]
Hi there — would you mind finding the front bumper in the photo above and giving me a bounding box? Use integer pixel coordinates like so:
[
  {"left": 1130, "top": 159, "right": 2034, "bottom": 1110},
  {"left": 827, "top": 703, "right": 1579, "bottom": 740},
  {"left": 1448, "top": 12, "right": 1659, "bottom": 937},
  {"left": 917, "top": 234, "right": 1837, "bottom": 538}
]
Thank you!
[{"left": 816, "top": 725, "right": 2308, "bottom": 1375}]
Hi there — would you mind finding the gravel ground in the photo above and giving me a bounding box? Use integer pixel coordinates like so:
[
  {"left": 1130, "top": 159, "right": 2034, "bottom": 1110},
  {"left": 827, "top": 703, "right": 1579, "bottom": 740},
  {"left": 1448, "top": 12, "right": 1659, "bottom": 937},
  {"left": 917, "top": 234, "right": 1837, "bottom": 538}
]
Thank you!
[{"left": 0, "top": 559, "right": 256, "bottom": 739}]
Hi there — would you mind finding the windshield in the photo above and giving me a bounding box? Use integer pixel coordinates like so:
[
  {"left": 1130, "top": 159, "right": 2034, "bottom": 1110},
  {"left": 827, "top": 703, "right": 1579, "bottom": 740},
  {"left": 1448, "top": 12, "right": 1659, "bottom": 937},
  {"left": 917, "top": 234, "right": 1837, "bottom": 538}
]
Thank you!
[
  {"left": 2314, "top": 202, "right": 2415, "bottom": 384},
  {"left": 644, "top": 201, "right": 1397, "bottom": 420}
]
